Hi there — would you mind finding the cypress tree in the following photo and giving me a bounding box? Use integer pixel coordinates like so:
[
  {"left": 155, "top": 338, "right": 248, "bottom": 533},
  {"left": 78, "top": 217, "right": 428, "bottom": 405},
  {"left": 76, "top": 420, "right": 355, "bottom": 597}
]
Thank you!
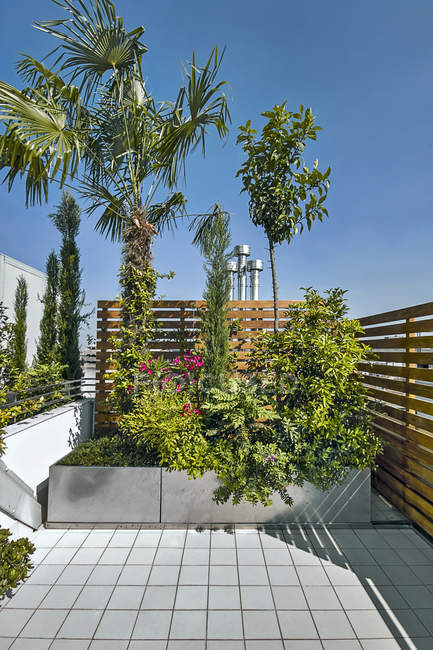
[
  {"left": 12, "top": 275, "right": 28, "bottom": 372},
  {"left": 35, "top": 251, "right": 59, "bottom": 365},
  {"left": 191, "top": 205, "right": 231, "bottom": 390},
  {"left": 51, "top": 191, "right": 88, "bottom": 381}
]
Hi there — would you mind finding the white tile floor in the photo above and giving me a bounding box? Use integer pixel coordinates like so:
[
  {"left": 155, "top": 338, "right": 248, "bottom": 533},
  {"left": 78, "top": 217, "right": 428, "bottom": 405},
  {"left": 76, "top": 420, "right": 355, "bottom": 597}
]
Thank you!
[{"left": 1, "top": 524, "right": 433, "bottom": 648}]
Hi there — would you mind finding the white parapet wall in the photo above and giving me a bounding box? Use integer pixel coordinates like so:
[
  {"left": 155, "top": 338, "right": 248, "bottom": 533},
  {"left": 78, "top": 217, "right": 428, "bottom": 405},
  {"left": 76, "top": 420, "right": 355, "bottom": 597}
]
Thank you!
[{"left": 1, "top": 400, "right": 94, "bottom": 531}]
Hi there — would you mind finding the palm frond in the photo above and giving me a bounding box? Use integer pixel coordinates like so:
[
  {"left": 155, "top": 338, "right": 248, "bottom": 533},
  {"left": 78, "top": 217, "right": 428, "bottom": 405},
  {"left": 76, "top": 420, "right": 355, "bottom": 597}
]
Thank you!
[
  {"left": 154, "top": 47, "right": 231, "bottom": 187},
  {"left": 35, "top": 0, "right": 147, "bottom": 102},
  {"left": 0, "top": 80, "right": 84, "bottom": 200},
  {"left": 189, "top": 203, "right": 231, "bottom": 256},
  {"left": 145, "top": 191, "right": 187, "bottom": 234},
  {"left": 79, "top": 176, "right": 128, "bottom": 241}
]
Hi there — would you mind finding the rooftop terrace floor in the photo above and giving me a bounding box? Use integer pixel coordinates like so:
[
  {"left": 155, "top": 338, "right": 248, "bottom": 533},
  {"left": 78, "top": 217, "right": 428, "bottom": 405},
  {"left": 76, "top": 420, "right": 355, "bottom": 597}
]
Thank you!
[{"left": 1, "top": 517, "right": 433, "bottom": 649}]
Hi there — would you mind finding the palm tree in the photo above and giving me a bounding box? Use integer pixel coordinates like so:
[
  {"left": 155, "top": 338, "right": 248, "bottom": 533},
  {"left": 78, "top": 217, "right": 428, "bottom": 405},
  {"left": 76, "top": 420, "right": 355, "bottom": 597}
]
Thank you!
[{"left": 0, "top": 0, "right": 230, "bottom": 275}]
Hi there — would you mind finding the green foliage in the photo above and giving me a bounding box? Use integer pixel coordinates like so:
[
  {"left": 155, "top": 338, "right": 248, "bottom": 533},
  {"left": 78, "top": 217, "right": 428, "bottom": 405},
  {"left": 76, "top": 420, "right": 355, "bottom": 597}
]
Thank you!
[
  {"left": 119, "top": 384, "right": 210, "bottom": 478},
  {"left": 0, "top": 0, "right": 230, "bottom": 244},
  {"left": 191, "top": 205, "right": 232, "bottom": 390},
  {"left": 109, "top": 263, "right": 158, "bottom": 416},
  {"left": 11, "top": 276, "right": 28, "bottom": 372},
  {"left": 59, "top": 434, "right": 160, "bottom": 467},
  {"left": 0, "top": 362, "right": 67, "bottom": 444},
  {"left": 0, "top": 302, "right": 16, "bottom": 389},
  {"left": 35, "top": 251, "right": 59, "bottom": 365},
  {"left": 236, "top": 104, "right": 330, "bottom": 330},
  {"left": 250, "top": 287, "right": 382, "bottom": 489},
  {"left": 0, "top": 527, "right": 34, "bottom": 598},
  {"left": 52, "top": 192, "right": 90, "bottom": 381},
  {"left": 201, "top": 377, "right": 279, "bottom": 439}
]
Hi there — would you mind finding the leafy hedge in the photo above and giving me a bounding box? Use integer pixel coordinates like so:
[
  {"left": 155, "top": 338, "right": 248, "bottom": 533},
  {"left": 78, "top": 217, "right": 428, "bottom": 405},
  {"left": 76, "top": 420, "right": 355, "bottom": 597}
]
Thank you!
[
  {"left": 0, "top": 528, "right": 35, "bottom": 598},
  {"left": 59, "top": 434, "right": 161, "bottom": 467}
]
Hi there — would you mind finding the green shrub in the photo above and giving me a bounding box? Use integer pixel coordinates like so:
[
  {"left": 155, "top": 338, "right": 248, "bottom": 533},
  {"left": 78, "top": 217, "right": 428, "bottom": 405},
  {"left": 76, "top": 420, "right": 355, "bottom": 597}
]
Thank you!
[
  {"left": 1, "top": 362, "right": 67, "bottom": 440},
  {"left": 0, "top": 528, "right": 35, "bottom": 598},
  {"left": 250, "top": 287, "right": 382, "bottom": 490},
  {"left": 201, "top": 377, "right": 279, "bottom": 439},
  {"left": 98, "top": 286, "right": 381, "bottom": 508},
  {"left": 59, "top": 434, "right": 160, "bottom": 467},
  {"left": 120, "top": 384, "right": 210, "bottom": 477}
]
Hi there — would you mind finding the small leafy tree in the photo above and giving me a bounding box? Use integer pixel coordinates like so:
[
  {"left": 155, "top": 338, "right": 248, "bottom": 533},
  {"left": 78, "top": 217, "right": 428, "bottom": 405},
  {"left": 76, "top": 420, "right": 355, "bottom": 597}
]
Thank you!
[
  {"left": 35, "top": 250, "right": 59, "bottom": 365},
  {"left": 191, "top": 205, "right": 232, "bottom": 390},
  {"left": 250, "top": 287, "right": 382, "bottom": 489},
  {"left": 236, "top": 104, "right": 331, "bottom": 331},
  {"left": 11, "top": 276, "right": 28, "bottom": 371},
  {"left": 51, "top": 192, "right": 89, "bottom": 381}
]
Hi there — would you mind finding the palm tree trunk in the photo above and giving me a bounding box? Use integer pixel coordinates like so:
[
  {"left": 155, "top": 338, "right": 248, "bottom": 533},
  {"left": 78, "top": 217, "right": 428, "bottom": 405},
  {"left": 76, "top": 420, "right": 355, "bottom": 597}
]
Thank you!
[{"left": 268, "top": 234, "right": 279, "bottom": 333}]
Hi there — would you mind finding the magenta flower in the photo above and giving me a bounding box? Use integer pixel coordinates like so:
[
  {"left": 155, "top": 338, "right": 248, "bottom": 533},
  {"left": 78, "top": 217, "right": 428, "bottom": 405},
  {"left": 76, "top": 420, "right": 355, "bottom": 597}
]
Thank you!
[
  {"left": 147, "top": 369, "right": 152, "bottom": 375},
  {"left": 194, "top": 409, "right": 202, "bottom": 415},
  {"left": 176, "top": 384, "right": 181, "bottom": 392}
]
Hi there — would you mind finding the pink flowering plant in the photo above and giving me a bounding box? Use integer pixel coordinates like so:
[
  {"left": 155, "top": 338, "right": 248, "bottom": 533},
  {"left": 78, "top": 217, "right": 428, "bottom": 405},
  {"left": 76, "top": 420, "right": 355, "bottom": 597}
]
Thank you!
[{"left": 125, "top": 349, "right": 203, "bottom": 401}]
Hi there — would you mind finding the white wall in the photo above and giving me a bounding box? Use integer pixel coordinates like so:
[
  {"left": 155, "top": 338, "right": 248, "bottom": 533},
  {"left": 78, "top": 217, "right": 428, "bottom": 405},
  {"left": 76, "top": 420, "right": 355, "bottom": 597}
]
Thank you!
[
  {"left": 0, "top": 253, "right": 47, "bottom": 365},
  {"left": 3, "top": 400, "right": 94, "bottom": 493}
]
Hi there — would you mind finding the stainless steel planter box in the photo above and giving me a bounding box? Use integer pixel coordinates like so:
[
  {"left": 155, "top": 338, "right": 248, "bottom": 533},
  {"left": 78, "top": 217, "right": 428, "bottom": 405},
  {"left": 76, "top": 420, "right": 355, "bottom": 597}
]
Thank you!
[
  {"left": 48, "top": 465, "right": 370, "bottom": 525},
  {"left": 48, "top": 466, "right": 161, "bottom": 524}
]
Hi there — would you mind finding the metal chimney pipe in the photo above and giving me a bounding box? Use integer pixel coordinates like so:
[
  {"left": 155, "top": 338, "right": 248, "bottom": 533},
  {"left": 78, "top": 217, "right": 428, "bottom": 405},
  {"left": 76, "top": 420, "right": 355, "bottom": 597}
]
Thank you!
[
  {"left": 226, "top": 260, "right": 237, "bottom": 301},
  {"left": 247, "top": 259, "right": 263, "bottom": 300},
  {"left": 234, "top": 245, "right": 250, "bottom": 301}
]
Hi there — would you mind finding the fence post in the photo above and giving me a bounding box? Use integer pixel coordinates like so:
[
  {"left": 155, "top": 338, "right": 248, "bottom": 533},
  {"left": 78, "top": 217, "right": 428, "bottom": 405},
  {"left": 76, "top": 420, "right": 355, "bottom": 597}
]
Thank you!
[{"left": 405, "top": 317, "right": 416, "bottom": 468}]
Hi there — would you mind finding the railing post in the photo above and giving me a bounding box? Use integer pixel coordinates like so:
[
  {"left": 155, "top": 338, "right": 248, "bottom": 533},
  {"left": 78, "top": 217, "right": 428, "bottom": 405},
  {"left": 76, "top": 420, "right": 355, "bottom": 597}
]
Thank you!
[{"left": 6, "top": 391, "right": 17, "bottom": 424}]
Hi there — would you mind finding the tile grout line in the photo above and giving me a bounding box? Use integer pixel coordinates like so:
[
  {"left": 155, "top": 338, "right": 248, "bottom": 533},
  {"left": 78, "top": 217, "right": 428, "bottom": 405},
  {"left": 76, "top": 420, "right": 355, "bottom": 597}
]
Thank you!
[
  {"left": 41, "top": 526, "right": 98, "bottom": 650},
  {"left": 9, "top": 526, "right": 83, "bottom": 645},
  {"left": 205, "top": 526, "right": 211, "bottom": 650},
  {"left": 85, "top": 526, "right": 138, "bottom": 646},
  {"left": 233, "top": 524, "right": 247, "bottom": 650},
  {"left": 47, "top": 526, "right": 116, "bottom": 648},
  {"left": 258, "top": 524, "right": 288, "bottom": 647},
  {"left": 128, "top": 525, "right": 163, "bottom": 649},
  {"left": 285, "top": 524, "right": 325, "bottom": 649},
  {"left": 318, "top": 528, "right": 365, "bottom": 644},
  {"left": 164, "top": 525, "right": 188, "bottom": 650}
]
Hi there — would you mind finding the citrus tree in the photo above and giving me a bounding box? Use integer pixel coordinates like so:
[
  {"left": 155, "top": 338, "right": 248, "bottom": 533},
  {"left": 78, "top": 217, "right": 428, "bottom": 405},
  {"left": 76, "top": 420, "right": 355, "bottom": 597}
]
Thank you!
[{"left": 236, "top": 104, "right": 330, "bottom": 331}]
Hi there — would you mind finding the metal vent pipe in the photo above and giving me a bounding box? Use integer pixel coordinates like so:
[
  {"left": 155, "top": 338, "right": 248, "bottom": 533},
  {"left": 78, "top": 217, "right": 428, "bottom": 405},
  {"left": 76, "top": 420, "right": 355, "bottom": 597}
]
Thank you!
[
  {"left": 226, "top": 261, "right": 237, "bottom": 301},
  {"left": 234, "top": 245, "right": 250, "bottom": 301},
  {"left": 247, "top": 259, "right": 263, "bottom": 300}
]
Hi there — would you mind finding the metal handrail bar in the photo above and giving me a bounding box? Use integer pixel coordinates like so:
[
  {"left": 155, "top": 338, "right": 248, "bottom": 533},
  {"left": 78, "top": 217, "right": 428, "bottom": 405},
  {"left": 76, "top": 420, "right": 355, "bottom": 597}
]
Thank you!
[
  {"left": 0, "top": 380, "right": 95, "bottom": 411},
  {"left": 0, "top": 390, "right": 80, "bottom": 411},
  {"left": 12, "top": 378, "right": 84, "bottom": 395}
]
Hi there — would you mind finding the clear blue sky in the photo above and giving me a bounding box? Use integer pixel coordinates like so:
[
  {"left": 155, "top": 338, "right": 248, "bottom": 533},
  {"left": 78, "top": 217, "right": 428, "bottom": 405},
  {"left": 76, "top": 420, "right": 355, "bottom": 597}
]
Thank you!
[{"left": 1, "top": 0, "right": 433, "bottom": 341}]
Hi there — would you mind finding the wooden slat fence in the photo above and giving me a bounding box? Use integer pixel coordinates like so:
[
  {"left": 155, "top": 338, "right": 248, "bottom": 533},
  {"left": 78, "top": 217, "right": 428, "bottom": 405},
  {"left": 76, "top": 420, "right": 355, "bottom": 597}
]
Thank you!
[
  {"left": 95, "top": 299, "right": 300, "bottom": 426},
  {"left": 358, "top": 301, "right": 433, "bottom": 537}
]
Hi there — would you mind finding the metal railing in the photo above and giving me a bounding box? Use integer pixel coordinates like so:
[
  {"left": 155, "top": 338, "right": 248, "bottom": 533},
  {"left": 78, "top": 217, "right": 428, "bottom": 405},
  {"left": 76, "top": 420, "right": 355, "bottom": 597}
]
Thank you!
[{"left": 1, "top": 378, "right": 96, "bottom": 425}]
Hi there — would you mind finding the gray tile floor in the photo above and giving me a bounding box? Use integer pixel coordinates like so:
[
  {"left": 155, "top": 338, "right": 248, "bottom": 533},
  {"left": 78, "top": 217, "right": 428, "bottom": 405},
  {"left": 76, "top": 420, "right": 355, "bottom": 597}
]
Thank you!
[{"left": 1, "top": 523, "right": 433, "bottom": 649}]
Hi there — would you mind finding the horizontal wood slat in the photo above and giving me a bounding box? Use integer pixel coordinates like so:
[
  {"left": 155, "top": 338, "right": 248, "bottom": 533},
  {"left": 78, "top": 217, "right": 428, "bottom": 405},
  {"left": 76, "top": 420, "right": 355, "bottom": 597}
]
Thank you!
[
  {"left": 364, "top": 335, "right": 433, "bottom": 350},
  {"left": 371, "top": 351, "right": 433, "bottom": 364},
  {"left": 359, "top": 301, "right": 433, "bottom": 537},
  {"left": 359, "top": 317, "right": 433, "bottom": 338},
  {"left": 95, "top": 299, "right": 295, "bottom": 431},
  {"left": 361, "top": 374, "right": 433, "bottom": 400},
  {"left": 358, "top": 362, "right": 433, "bottom": 382},
  {"left": 359, "top": 301, "right": 433, "bottom": 326},
  {"left": 372, "top": 474, "right": 433, "bottom": 537}
]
